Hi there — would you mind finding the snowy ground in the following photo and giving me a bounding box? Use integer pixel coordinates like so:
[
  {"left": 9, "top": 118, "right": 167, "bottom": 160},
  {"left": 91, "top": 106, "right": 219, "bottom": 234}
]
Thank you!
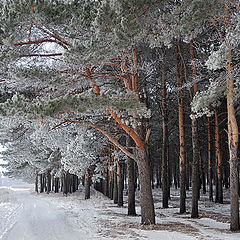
[{"left": 1, "top": 185, "right": 240, "bottom": 240}]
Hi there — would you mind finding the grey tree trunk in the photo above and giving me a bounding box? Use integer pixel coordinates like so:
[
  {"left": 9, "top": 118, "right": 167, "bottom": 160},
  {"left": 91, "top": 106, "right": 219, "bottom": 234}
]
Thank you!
[
  {"left": 43, "top": 173, "right": 47, "bottom": 192},
  {"left": 200, "top": 155, "right": 206, "bottom": 195},
  {"left": 176, "top": 42, "right": 186, "bottom": 213},
  {"left": 162, "top": 124, "right": 168, "bottom": 208},
  {"left": 215, "top": 108, "right": 223, "bottom": 203},
  {"left": 179, "top": 157, "right": 186, "bottom": 213},
  {"left": 85, "top": 169, "right": 91, "bottom": 199},
  {"left": 109, "top": 171, "right": 113, "bottom": 200},
  {"left": 103, "top": 170, "right": 109, "bottom": 197},
  {"left": 113, "top": 166, "right": 118, "bottom": 204},
  {"left": 55, "top": 178, "right": 59, "bottom": 193},
  {"left": 117, "top": 160, "right": 124, "bottom": 207},
  {"left": 35, "top": 174, "right": 38, "bottom": 193},
  {"left": 63, "top": 172, "right": 69, "bottom": 195},
  {"left": 186, "top": 153, "right": 190, "bottom": 191},
  {"left": 128, "top": 157, "right": 136, "bottom": 215},
  {"left": 191, "top": 117, "right": 199, "bottom": 218},
  {"left": 47, "top": 170, "right": 51, "bottom": 194},
  {"left": 40, "top": 174, "right": 44, "bottom": 193},
  {"left": 208, "top": 117, "right": 214, "bottom": 201},
  {"left": 161, "top": 47, "right": 169, "bottom": 208},
  {"left": 137, "top": 146, "right": 155, "bottom": 225},
  {"left": 229, "top": 149, "right": 239, "bottom": 230}
]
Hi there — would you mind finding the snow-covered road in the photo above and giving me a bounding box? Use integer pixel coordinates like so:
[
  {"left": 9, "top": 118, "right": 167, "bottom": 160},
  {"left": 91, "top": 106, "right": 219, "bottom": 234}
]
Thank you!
[{"left": 1, "top": 186, "right": 84, "bottom": 240}]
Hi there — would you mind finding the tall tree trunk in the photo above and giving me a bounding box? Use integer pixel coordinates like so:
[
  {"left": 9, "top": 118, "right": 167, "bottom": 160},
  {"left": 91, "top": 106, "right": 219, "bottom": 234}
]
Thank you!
[
  {"left": 224, "top": 1, "right": 239, "bottom": 230},
  {"left": 132, "top": 46, "right": 155, "bottom": 224},
  {"left": 135, "top": 162, "right": 139, "bottom": 191},
  {"left": 40, "top": 174, "right": 44, "bottom": 193},
  {"left": 238, "top": 169, "right": 240, "bottom": 198},
  {"left": 190, "top": 40, "right": 200, "bottom": 218},
  {"left": 124, "top": 162, "right": 128, "bottom": 190},
  {"left": 191, "top": 117, "right": 200, "bottom": 218},
  {"left": 60, "top": 177, "right": 63, "bottom": 192},
  {"left": 179, "top": 96, "right": 186, "bottom": 213},
  {"left": 128, "top": 157, "right": 136, "bottom": 215},
  {"left": 186, "top": 152, "right": 190, "bottom": 191},
  {"left": 158, "top": 158, "right": 162, "bottom": 188},
  {"left": 35, "top": 174, "right": 38, "bottom": 193},
  {"left": 85, "top": 46, "right": 155, "bottom": 224},
  {"left": 99, "top": 178, "right": 103, "bottom": 194},
  {"left": 226, "top": 50, "right": 239, "bottom": 231},
  {"left": 76, "top": 176, "right": 79, "bottom": 190},
  {"left": 208, "top": 117, "right": 214, "bottom": 201},
  {"left": 156, "top": 164, "right": 160, "bottom": 188},
  {"left": 103, "top": 169, "right": 108, "bottom": 196},
  {"left": 52, "top": 176, "right": 55, "bottom": 192},
  {"left": 176, "top": 42, "right": 186, "bottom": 213},
  {"left": 113, "top": 166, "right": 118, "bottom": 204},
  {"left": 214, "top": 108, "right": 223, "bottom": 203},
  {"left": 117, "top": 160, "right": 124, "bottom": 207},
  {"left": 167, "top": 142, "right": 171, "bottom": 200},
  {"left": 47, "top": 170, "right": 51, "bottom": 194},
  {"left": 199, "top": 152, "right": 206, "bottom": 194},
  {"left": 108, "top": 147, "right": 112, "bottom": 197},
  {"left": 63, "top": 172, "right": 68, "bottom": 195},
  {"left": 174, "top": 158, "right": 178, "bottom": 189},
  {"left": 55, "top": 177, "right": 59, "bottom": 193},
  {"left": 109, "top": 170, "right": 113, "bottom": 200},
  {"left": 127, "top": 137, "right": 136, "bottom": 215},
  {"left": 43, "top": 173, "right": 47, "bottom": 192},
  {"left": 72, "top": 175, "right": 76, "bottom": 193},
  {"left": 137, "top": 145, "right": 155, "bottom": 225},
  {"left": 69, "top": 174, "right": 73, "bottom": 194},
  {"left": 161, "top": 47, "right": 169, "bottom": 209},
  {"left": 85, "top": 169, "right": 91, "bottom": 199}
]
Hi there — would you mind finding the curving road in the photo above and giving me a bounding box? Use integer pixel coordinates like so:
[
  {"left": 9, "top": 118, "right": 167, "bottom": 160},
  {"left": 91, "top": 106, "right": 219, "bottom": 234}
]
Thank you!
[{"left": 2, "top": 186, "right": 85, "bottom": 240}]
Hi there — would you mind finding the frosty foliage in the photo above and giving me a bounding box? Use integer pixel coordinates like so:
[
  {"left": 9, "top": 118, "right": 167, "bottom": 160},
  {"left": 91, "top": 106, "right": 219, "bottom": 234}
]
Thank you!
[
  {"left": 0, "top": 0, "right": 152, "bottom": 181},
  {"left": 0, "top": 0, "right": 239, "bottom": 183},
  {"left": 0, "top": 117, "right": 59, "bottom": 181},
  {"left": 148, "top": 0, "right": 224, "bottom": 48},
  {"left": 191, "top": 78, "right": 226, "bottom": 118},
  {"left": 206, "top": 12, "right": 240, "bottom": 70},
  {"left": 205, "top": 46, "right": 231, "bottom": 71},
  {"left": 62, "top": 128, "right": 105, "bottom": 177},
  {"left": 94, "top": 0, "right": 144, "bottom": 50},
  {"left": 0, "top": 90, "right": 144, "bottom": 119},
  {"left": 192, "top": 1, "right": 240, "bottom": 118},
  {"left": 0, "top": 115, "right": 108, "bottom": 181}
]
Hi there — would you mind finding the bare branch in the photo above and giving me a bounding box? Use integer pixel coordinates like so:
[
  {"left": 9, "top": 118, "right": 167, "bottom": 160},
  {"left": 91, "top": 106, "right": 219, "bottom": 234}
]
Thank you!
[
  {"left": 19, "top": 53, "right": 62, "bottom": 58},
  {"left": 15, "top": 39, "right": 62, "bottom": 46},
  {"left": 63, "top": 119, "right": 136, "bottom": 160}
]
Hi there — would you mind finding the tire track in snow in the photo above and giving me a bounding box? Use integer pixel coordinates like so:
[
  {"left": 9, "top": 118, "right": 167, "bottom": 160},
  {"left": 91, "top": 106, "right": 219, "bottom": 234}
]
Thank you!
[
  {"left": 0, "top": 202, "right": 24, "bottom": 239},
  {"left": 3, "top": 191, "right": 86, "bottom": 240}
]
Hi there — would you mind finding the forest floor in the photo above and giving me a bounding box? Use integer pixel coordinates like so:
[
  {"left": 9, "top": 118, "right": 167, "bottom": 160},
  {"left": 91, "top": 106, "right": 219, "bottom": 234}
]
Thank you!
[{"left": 0, "top": 184, "right": 240, "bottom": 240}]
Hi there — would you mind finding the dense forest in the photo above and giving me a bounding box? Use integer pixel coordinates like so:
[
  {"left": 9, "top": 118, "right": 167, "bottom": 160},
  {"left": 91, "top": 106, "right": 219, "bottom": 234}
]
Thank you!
[{"left": 0, "top": 0, "right": 239, "bottom": 232}]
